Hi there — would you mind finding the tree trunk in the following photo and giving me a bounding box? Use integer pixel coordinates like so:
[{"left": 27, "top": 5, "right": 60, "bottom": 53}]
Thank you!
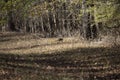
[
  {"left": 5, "top": 0, "right": 16, "bottom": 31},
  {"left": 82, "top": 0, "right": 88, "bottom": 39}
]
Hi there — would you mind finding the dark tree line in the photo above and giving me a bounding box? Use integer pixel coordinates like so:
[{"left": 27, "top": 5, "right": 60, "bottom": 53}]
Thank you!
[{"left": 0, "top": 0, "right": 120, "bottom": 40}]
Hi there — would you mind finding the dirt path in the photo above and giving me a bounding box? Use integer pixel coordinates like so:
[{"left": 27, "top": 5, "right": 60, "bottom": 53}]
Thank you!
[{"left": 0, "top": 47, "right": 120, "bottom": 80}]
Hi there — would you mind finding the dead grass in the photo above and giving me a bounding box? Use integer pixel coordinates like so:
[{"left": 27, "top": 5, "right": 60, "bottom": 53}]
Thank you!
[{"left": 0, "top": 32, "right": 109, "bottom": 54}]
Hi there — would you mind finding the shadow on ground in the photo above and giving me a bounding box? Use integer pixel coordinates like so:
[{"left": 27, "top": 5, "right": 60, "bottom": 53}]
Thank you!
[{"left": 0, "top": 46, "right": 120, "bottom": 80}]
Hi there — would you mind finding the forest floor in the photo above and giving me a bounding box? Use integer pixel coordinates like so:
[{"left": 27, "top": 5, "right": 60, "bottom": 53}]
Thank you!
[{"left": 0, "top": 32, "right": 120, "bottom": 80}]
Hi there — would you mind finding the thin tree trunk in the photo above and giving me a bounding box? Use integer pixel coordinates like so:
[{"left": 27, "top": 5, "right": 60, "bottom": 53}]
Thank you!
[
  {"left": 82, "top": 0, "right": 88, "bottom": 39},
  {"left": 40, "top": 15, "right": 44, "bottom": 32},
  {"left": 47, "top": 10, "right": 51, "bottom": 37}
]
